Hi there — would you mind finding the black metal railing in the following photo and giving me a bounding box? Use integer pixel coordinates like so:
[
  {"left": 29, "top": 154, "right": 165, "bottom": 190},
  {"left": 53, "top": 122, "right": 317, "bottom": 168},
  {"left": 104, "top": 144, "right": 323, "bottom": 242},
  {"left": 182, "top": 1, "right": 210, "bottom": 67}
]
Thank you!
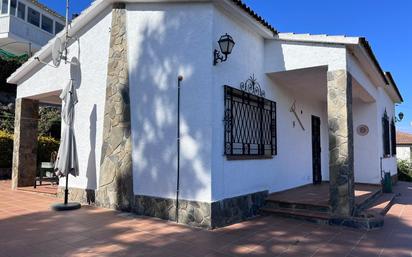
[{"left": 224, "top": 85, "right": 276, "bottom": 157}]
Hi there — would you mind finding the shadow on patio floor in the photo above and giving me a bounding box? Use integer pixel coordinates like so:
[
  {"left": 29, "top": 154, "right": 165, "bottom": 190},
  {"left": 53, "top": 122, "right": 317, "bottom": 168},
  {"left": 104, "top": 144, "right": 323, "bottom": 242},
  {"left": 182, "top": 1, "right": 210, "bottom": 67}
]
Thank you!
[{"left": 0, "top": 180, "right": 411, "bottom": 257}]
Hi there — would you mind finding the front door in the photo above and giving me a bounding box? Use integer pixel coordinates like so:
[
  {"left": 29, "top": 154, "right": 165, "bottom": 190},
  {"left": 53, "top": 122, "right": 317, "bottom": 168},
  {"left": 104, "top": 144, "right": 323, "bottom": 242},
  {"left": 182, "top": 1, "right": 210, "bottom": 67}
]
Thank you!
[{"left": 311, "top": 115, "right": 322, "bottom": 184}]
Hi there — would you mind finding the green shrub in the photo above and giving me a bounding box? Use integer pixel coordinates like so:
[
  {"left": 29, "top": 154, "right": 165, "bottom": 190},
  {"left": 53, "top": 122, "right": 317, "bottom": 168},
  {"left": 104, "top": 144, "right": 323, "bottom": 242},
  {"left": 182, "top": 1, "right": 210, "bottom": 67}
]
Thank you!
[
  {"left": 397, "top": 160, "right": 412, "bottom": 182},
  {"left": 0, "top": 130, "right": 13, "bottom": 168},
  {"left": 37, "top": 135, "right": 60, "bottom": 163},
  {"left": 0, "top": 130, "right": 60, "bottom": 169}
]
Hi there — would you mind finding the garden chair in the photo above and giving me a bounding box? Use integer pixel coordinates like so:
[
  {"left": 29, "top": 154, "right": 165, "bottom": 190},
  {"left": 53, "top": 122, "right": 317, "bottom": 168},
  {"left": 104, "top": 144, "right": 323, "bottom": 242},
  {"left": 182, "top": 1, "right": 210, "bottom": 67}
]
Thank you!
[{"left": 34, "top": 162, "right": 59, "bottom": 188}]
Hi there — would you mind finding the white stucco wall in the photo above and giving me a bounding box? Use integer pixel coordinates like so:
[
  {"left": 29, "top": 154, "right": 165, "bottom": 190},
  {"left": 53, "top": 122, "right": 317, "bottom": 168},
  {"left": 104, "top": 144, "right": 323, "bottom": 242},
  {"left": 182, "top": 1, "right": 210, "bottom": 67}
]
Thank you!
[
  {"left": 352, "top": 100, "right": 380, "bottom": 183},
  {"left": 397, "top": 146, "right": 412, "bottom": 162},
  {"left": 13, "top": 2, "right": 400, "bottom": 202},
  {"left": 127, "top": 3, "right": 214, "bottom": 202},
  {"left": 264, "top": 40, "right": 346, "bottom": 73},
  {"left": 347, "top": 53, "right": 397, "bottom": 183},
  {"left": 210, "top": 8, "right": 330, "bottom": 201},
  {"left": 16, "top": 8, "right": 112, "bottom": 190}
]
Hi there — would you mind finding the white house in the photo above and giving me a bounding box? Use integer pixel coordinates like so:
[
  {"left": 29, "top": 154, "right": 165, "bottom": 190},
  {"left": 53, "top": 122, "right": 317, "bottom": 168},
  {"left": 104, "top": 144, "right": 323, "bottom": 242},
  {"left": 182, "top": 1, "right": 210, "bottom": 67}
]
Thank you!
[
  {"left": 7, "top": 0, "right": 403, "bottom": 228},
  {"left": 0, "top": 0, "right": 65, "bottom": 55},
  {"left": 396, "top": 131, "right": 412, "bottom": 163}
]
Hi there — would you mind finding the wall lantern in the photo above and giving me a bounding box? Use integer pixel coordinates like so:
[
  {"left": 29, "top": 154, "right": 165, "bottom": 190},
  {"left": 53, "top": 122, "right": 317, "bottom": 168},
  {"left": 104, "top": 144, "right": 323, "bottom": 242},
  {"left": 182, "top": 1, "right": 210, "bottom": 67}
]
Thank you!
[
  {"left": 213, "top": 33, "right": 235, "bottom": 65},
  {"left": 396, "top": 112, "right": 404, "bottom": 122}
]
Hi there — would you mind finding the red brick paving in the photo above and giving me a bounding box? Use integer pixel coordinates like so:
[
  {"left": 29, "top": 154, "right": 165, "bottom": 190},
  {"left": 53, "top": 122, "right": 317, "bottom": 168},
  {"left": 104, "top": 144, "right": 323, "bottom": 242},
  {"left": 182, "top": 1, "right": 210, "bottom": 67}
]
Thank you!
[
  {"left": 18, "top": 182, "right": 58, "bottom": 196},
  {"left": 0, "top": 180, "right": 411, "bottom": 257},
  {"left": 266, "top": 183, "right": 381, "bottom": 207}
]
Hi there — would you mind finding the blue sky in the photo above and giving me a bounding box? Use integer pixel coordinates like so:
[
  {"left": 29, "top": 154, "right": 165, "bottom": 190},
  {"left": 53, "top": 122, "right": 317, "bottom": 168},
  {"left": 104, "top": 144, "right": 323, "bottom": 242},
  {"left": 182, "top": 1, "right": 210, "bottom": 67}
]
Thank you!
[{"left": 40, "top": 0, "right": 411, "bottom": 132}]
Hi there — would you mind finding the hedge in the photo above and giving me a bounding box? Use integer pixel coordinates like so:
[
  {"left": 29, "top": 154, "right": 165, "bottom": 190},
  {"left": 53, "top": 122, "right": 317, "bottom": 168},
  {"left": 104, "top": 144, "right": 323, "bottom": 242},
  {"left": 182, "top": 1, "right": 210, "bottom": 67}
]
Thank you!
[
  {"left": 398, "top": 160, "right": 412, "bottom": 182},
  {"left": 0, "top": 130, "right": 60, "bottom": 168}
]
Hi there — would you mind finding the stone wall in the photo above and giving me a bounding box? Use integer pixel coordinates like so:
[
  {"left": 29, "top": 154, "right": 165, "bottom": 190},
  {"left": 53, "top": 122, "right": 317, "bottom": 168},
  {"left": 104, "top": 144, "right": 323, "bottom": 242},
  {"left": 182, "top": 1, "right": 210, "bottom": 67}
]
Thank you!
[
  {"left": 133, "top": 195, "right": 211, "bottom": 228},
  {"left": 210, "top": 191, "right": 268, "bottom": 228},
  {"left": 96, "top": 3, "right": 133, "bottom": 211},
  {"left": 57, "top": 187, "right": 96, "bottom": 205},
  {"left": 327, "top": 70, "right": 355, "bottom": 217},
  {"left": 11, "top": 98, "right": 39, "bottom": 189},
  {"left": 133, "top": 191, "right": 268, "bottom": 229}
]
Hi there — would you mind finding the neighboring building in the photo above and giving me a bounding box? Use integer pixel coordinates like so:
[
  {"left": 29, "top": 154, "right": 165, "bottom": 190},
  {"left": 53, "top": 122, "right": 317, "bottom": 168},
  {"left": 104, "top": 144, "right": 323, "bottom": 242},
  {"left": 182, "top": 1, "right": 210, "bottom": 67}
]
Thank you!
[
  {"left": 0, "top": 0, "right": 65, "bottom": 55},
  {"left": 7, "top": 0, "right": 403, "bottom": 229},
  {"left": 396, "top": 131, "right": 412, "bottom": 162}
]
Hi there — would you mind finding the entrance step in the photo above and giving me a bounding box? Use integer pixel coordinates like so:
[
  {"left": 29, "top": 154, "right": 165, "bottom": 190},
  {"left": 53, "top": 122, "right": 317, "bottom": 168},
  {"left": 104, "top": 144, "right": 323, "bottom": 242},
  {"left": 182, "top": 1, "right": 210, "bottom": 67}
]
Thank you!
[
  {"left": 264, "top": 199, "right": 330, "bottom": 213},
  {"left": 260, "top": 207, "right": 330, "bottom": 225},
  {"left": 260, "top": 184, "right": 393, "bottom": 229}
]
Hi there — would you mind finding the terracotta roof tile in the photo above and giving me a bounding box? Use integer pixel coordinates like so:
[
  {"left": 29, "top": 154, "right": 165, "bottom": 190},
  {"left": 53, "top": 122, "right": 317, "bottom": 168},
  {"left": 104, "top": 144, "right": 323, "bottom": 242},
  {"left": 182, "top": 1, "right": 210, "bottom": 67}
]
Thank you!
[
  {"left": 231, "top": 0, "right": 277, "bottom": 35},
  {"left": 396, "top": 131, "right": 412, "bottom": 145}
]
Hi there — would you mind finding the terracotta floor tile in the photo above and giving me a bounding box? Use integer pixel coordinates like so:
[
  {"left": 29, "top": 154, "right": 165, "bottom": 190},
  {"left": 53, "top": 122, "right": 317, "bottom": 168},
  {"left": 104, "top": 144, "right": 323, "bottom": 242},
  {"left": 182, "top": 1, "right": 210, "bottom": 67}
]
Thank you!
[{"left": 1, "top": 180, "right": 412, "bottom": 257}]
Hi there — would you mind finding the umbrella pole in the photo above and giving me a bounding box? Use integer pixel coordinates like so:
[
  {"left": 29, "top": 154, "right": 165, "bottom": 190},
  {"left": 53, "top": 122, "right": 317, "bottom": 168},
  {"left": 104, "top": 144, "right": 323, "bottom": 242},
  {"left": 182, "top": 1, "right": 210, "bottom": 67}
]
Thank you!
[{"left": 64, "top": 172, "right": 69, "bottom": 205}]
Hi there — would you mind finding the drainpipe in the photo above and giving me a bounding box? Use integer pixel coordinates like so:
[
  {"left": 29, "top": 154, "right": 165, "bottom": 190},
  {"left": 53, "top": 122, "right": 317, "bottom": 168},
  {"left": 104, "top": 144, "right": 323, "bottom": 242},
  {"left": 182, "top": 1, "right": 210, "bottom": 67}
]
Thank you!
[{"left": 175, "top": 75, "right": 183, "bottom": 223}]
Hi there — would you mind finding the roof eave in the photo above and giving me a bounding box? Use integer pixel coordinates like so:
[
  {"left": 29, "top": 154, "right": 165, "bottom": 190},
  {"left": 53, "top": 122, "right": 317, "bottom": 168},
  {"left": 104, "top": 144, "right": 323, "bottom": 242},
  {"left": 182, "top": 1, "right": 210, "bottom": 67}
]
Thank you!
[
  {"left": 385, "top": 71, "right": 404, "bottom": 103},
  {"left": 8, "top": 0, "right": 112, "bottom": 84}
]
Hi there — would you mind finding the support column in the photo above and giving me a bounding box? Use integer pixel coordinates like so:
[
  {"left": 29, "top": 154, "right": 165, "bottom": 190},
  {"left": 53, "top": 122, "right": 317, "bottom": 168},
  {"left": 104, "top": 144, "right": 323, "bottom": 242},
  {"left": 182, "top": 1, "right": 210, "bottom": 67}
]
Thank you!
[
  {"left": 11, "top": 98, "right": 39, "bottom": 189},
  {"left": 327, "top": 70, "right": 355, "bottom": 217},
  {"left": 96, "top": 3, "right": 133, "bottom": 211}
]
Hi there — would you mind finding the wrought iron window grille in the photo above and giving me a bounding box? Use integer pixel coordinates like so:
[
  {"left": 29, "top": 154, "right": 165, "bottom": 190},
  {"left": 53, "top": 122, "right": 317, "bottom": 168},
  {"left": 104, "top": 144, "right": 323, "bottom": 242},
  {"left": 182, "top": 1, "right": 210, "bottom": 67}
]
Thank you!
[
  {"left": 382, "top": 110, "right": 390, "bottom": 157},
  {"left": 224, "top": 81, "right": 276, "bottom": 158}
]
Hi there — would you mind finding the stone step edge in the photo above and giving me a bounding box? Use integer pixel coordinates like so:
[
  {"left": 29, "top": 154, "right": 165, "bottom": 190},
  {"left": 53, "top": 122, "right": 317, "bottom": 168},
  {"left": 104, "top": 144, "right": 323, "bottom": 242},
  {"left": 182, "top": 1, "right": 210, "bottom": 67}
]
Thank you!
[
  {"left": 380, "top": 194, "right": 396, "bottom": 215},
  {"left": 354, "top": 189, "right": 383, "bottom": 214},
  {"left": 264, "top": 199, "right": 331, "bottom": 212},
  {"left": 260, "top": 207, "right": 331, "bottom": 221}
]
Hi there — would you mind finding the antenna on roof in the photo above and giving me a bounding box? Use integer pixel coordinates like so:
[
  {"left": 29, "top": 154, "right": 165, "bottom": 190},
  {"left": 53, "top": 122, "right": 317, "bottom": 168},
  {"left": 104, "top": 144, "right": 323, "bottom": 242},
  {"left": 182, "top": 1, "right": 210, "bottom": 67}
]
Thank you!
[
  {"left": 37, "top": 0, "right": 77, "bottom": 68},
  {"left": 64, "top": 0, "right": 69, "bottom": 64}
]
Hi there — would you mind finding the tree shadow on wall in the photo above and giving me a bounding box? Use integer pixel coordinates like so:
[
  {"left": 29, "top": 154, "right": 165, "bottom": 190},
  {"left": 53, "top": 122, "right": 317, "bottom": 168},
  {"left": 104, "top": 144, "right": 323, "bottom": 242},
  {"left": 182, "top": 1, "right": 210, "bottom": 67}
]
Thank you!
[{"left": 127, "top": 4, "right": 211, "bottom": 213}]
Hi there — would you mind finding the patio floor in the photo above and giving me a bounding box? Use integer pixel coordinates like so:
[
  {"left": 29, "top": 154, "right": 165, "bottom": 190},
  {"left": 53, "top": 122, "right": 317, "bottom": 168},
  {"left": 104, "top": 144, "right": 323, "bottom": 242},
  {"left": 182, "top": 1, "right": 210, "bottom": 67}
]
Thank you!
[
  {"left": 18, "top": 182, "right": 58, "bottom": 196},
  {"left": 1, "top": 180, "right": 411, "bottom": 257}
]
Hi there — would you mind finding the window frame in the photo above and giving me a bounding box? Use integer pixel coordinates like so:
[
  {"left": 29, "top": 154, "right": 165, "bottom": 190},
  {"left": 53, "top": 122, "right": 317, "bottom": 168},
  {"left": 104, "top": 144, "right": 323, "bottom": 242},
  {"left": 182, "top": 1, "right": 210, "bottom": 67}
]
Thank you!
[
  {"left": 54, "top": 21, "right": 64, "bottom": 34},
  {"left": 223, "top": 85, "right": 277, "bottom": 159},
  {"left": 27, "top": 6, "right": 40, "bottom": 27},
  {"left": 17, "top": 1, "right": 25, "bottom": 20},
  {"left": 9, "top": 0, "right": 16, "bottom": 16},
  {"left": 41, "top": 14, "right": 53, "bottom": 34},
  {"left": 1, "top": 0, "right": 8, "bottom": 15}
]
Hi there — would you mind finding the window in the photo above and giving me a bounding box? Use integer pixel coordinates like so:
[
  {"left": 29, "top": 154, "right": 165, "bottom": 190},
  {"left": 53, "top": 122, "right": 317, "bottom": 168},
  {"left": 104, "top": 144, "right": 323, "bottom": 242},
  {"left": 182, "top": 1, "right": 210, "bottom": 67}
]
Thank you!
[
  {"left": 9, "top": 0, "right": 15, "bottom": 15},
  {"left": 382, "top": 111, "right": 390, "bottom": 157},
  {"left": 391, "top": 119, "right": 396, "bottom": 156},
  {"left": 41, "top": 14, "right": 53, "bottom": 33},
  {"left": 27, "top": 7, "right": 40, "bottom": 27},
  {"left": 55, "top": 22, "right": 64, "bottom": 34},
  {"left": 17, "top": 1, "right": 25, "bottom": 20},
  {"left": 1, "top": 0, "right": 8, "bottom": 14},
  {"left": 224, "top": 85, "right": 277, "bottom": 158}
]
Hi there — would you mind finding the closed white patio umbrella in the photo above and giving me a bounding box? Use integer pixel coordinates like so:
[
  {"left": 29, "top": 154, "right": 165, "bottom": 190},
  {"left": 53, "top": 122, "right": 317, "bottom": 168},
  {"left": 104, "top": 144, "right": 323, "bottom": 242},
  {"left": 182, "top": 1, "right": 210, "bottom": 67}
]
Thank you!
[{"left": 52, "top": 80, "right": 81, "bottom": 211}]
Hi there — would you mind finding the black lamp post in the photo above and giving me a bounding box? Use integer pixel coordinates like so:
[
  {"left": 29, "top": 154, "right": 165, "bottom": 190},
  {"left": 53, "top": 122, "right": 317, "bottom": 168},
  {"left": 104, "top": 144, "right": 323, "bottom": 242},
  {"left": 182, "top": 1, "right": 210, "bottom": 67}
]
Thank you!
[{"left": 213, "top": 33, "right": 235, "bottom": 65}]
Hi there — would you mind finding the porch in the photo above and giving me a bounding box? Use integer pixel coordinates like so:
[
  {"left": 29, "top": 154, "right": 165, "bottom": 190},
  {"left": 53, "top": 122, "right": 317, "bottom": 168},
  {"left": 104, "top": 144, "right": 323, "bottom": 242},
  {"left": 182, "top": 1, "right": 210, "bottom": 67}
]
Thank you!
[{"left": 266, "top": 63, "right": 379, "bottom": 220}]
